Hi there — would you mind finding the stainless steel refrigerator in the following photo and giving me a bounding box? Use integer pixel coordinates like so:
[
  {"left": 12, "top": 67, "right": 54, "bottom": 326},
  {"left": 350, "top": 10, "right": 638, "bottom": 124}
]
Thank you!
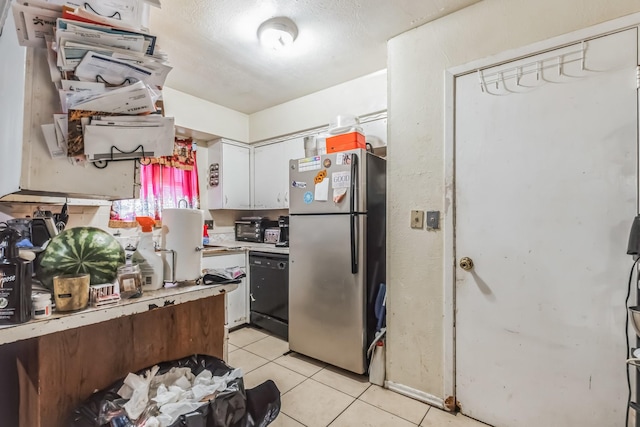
[{"left": 288, "top": 149, "right": 386, "bottom": 374}]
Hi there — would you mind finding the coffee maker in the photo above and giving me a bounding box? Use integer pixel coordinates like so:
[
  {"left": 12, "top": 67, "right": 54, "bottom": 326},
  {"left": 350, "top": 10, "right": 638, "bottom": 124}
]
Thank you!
[{"left": 276, "top": 215, "right": 289, "bottom": 247}]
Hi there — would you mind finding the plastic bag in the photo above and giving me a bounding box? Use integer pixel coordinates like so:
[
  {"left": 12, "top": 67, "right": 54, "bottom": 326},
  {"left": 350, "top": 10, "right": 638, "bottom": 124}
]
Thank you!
[{"left": 69, "top": 354, "right": 281, "bottom": 427}]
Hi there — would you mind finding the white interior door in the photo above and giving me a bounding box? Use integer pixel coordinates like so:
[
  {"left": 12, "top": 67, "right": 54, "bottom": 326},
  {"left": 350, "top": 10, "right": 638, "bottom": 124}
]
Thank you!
[{"left": 455, "top": 28, "right": 638, "bottom": 427}]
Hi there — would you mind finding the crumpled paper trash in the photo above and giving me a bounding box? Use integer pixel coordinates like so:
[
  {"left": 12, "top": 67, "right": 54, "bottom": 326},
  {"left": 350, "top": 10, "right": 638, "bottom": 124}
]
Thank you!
[
  {"left": 118, "top": 365, "right": 160, "bottom": 420},
  {"left": 116, "top": 363, "right": 244, "bottom": 426}
]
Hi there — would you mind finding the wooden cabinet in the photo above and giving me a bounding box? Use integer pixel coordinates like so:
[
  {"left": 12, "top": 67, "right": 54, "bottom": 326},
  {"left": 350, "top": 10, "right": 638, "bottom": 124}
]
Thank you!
[
  {"left": 252, "top": 137, "right": 305, "bottom": 209},
  {"left": 0, "top": 45, "right": 136, "bottom": 200},
  {"left": 0, "top": 285, "right": 230, "bottom": 427},
  {"left": 202, "top": 253, "right": 248, "bottom": 328},
  {"left": 207, "top": 139, "right": 251, "bottom": 209}
]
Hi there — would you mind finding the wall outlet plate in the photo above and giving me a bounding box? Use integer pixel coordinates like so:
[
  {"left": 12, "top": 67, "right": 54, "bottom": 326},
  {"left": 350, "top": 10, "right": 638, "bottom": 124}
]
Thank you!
[
  {"left": 427, "top": 211, "right": 440, "bottom": 230},
  {"left": 411, "top": 210, "right": 424, "bottom": 229}
]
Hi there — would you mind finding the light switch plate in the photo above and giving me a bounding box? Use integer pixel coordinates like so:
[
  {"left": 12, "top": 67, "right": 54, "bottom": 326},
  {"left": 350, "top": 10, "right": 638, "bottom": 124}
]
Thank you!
[
  {"left": 410, "top": 210, "right": 424, "bottom": 229},
  {"left": 427, "top": 211, "right": 440, "bottom": 230}
]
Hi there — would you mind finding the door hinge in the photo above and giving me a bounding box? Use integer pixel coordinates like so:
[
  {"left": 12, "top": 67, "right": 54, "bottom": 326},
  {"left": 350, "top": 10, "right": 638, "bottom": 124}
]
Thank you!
[{"left": 637, "top": 66, "right": 640, "bottom": 89}]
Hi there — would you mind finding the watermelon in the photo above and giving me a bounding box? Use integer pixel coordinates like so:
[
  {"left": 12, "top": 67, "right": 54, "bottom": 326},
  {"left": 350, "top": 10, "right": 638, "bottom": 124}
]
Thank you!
[{"left": 37, "top": 226, "right": 125, "bottom": 289}]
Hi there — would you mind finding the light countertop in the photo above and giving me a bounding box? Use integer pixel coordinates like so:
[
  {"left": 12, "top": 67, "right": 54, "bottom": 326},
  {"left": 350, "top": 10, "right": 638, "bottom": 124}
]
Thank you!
[
  {"left": 202, "top": 241, "right": 289, "bottom": 256},
  {"left": 0, "top": 282, "right": 237, "bottom": 346}
]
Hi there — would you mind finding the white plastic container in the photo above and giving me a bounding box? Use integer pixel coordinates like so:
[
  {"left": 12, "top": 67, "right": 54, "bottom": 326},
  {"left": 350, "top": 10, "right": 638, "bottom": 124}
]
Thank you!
[
  {"left": 132, "top": 217, "right": 164, "bottom": 290},
  {"left": 162, "top": 208, "right": 204, "bottom": 282},
  {"left": 369, "top": 339, "right": 386, "bottom": 386},
  {"left": 32, "top": 293, "right": 52, "bottom": 319},
  {"left": 304, "top": 136, "right": 317, "bottom": 157}
]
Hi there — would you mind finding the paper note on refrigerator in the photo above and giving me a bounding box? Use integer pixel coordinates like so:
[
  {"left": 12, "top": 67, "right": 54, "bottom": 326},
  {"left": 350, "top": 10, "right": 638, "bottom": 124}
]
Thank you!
[{"left": 315, "top": 178, "right": 329, "bottom": 202}]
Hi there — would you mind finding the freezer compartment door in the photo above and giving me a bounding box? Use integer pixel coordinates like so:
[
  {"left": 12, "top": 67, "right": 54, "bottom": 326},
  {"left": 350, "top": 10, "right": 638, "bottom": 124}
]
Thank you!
[
  {"left": 289, "top": 214, "right": 367, "bottom": 374},
  {"left": 289, "top": 149, "right": 368, "bottom": 214}
]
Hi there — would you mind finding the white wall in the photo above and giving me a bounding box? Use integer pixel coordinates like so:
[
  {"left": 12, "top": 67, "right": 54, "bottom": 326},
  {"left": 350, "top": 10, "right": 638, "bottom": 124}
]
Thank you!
[
  {"left": 386, "top": 0, "right": 640, "bottom": 399},
  {"left": 163, "top": 87, "right": 250, "bottom": 143},
  {"left": 249, "top": 70, "right": 387, "bottom": 142}
]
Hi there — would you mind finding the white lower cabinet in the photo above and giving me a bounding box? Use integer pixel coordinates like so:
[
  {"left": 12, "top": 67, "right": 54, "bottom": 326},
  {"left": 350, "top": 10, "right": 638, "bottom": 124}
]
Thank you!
[{"left": 201, "top": 253, "right": 248, "bottom": 328}]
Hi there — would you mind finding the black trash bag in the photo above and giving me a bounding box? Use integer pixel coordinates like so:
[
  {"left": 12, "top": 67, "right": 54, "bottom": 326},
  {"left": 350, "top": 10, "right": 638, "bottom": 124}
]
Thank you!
[{"left": 68, "top": 354, "right": 281, "bottom": 427}]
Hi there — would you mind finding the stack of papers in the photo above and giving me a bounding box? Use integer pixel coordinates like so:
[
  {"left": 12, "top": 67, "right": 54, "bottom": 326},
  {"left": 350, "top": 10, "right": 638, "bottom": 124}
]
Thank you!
[{"left": 12, "top": 0, "right": 175, "bottom": 163}]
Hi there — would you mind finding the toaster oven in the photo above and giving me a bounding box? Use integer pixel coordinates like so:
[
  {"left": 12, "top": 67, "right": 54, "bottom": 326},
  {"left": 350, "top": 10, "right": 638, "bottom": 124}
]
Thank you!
[{"left": 234, "top": 218, "right": 277, "bottom": 243}]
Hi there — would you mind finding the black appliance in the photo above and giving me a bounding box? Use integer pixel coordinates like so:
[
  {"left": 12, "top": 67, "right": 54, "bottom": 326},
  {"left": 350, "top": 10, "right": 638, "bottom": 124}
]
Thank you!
[
  {"left": 275, "top": 215, "right": 289, "bottom": 248},
  {"left": 249, "top": 251, "right": 288, "bottom": 340},
  {"left": 235, "top": 217, "right": 277, "bottom": 243}
]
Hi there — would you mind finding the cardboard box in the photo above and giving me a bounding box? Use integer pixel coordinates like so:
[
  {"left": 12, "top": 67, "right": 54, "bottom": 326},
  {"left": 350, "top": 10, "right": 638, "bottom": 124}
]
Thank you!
[{"left": 326, "top": 132, "right": 366, "bottom": 153}]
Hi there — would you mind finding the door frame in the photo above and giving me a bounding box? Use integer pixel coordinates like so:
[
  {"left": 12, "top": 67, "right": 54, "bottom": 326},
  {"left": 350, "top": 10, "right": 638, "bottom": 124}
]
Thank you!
[{"left": 442, "top": 12, "right": 640, "bottom": 409}]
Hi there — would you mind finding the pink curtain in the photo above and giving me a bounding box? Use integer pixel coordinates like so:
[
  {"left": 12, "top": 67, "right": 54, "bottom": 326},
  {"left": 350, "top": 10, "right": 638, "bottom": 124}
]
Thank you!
[
  {"left": 109, "top": 139, "right": 200, "bottom": 224},
  {"left": 139, "top": 162, "right": 200, "bottom": 220}
]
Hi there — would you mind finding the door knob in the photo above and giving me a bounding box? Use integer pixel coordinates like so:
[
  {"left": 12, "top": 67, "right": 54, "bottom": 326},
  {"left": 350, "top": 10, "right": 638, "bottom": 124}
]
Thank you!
[{"left": 459, "top": 257, "right": 474, "bottom": 271}]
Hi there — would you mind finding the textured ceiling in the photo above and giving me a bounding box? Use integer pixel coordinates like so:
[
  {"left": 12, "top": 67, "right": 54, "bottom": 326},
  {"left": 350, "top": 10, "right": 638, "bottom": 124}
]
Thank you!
[{"left": 149, "top": 0, "right": 480, "bottom": 114}]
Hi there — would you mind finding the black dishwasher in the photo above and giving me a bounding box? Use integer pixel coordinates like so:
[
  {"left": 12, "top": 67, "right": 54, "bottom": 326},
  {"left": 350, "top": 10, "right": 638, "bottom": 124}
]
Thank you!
[{"left": 249, "top": 251, "right": 289, "bottom": 340}]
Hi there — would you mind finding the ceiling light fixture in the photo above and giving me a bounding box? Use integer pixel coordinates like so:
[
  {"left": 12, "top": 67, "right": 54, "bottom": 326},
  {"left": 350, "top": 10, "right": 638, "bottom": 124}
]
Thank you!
[{"left": 257, "top": 17, "right": 298, "bottom": 50}]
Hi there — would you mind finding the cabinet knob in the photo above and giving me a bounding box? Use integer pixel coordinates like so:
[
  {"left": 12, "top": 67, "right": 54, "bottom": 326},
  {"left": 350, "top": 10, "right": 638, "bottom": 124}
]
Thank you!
[{"left": 459, "top": 257, "right": 474, "bottom": 271}]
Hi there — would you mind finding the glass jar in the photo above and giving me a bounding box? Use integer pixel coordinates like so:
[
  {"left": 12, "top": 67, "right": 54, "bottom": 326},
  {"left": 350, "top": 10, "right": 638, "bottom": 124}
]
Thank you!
[{"left": 117, "top": 264, "right": 143, "bottom": 299}]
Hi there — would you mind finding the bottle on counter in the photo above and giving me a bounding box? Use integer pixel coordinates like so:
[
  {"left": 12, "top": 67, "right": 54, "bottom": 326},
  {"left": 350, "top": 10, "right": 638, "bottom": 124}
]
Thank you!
[
  {"left": 0, "top": 228, "right": 32, "bottom": 324},
  {"left": 131, "top": 216, "right": 164, "bottom": 291},
  {"left": 203, "top": 224, "right": 210, "bottom": 246}
]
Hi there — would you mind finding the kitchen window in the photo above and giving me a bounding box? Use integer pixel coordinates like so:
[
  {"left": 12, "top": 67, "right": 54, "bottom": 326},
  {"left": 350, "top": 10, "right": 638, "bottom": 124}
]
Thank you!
[{"left": 109, "top": 138, "right": 200, "bottom": 227}]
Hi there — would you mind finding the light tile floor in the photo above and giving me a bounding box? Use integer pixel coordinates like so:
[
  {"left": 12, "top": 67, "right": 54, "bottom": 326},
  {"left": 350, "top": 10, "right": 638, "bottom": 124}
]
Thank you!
[{"left": 228, "top": 327, "right": 490, "bottom": 427}]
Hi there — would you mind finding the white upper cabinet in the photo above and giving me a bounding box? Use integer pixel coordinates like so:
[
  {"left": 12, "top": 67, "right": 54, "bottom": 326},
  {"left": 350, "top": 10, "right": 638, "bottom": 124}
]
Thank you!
[
  {"left": 207, "top": 139, "right": 251, "bottom": 209},
  {"left": 253, "top": 143, "right": 284, "bottom": 209},
  {"left": 252, "top": 137, "right": 304, "bottom": 209},
  {"left": 281, "top": 138, "right": 305, "bottom": 207}
]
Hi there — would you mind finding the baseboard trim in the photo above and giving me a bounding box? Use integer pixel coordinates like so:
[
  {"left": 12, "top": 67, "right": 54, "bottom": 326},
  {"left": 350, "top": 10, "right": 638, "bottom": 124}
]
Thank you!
[{"left": 385, "top": 381, "right": 448, "bottom": 410}]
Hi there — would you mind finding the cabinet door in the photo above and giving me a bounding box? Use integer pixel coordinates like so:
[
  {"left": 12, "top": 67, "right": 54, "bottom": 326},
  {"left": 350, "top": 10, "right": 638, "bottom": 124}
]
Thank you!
[
  {"left": 226, "top": 277, "right": 247, "bottom": 328},
  {"left": 221, "top": 143, "right": 250, "bottom": 209},
  {"left": 0, "top": 14, "right": 25, "bottom": 198},
  {"left": 253, "top": 143, "right": 285, "bottom": 209},
  {"left": 281, "top": 138, "right": 305, "bottom": 208},
  {"left": 207, "top": 141, "right": 250, "bottom": 210},
  {"left": 202, "top": 253, "right": 248, "bottom": 328}
]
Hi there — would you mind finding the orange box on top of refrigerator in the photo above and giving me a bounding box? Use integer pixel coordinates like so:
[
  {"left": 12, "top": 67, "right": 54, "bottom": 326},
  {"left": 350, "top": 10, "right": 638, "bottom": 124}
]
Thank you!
[{"left": 326, "top": 132, "right": 366, "bottom": 153}]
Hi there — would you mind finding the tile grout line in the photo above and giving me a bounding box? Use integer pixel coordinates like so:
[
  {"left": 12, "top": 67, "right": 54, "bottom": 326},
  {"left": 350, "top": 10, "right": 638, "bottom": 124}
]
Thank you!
[
  {"left": 418, "top": 404, "right": 432, "bottom": 426},
  {"left": 325, "top": 392, "right": 360, "bottom": 426},
  {"left": 235, "top": 330, "right": 431, "bottom": 425},
  {"left": 278, "top": 377, "right": 315, "bottom": 426},
  {"left": 355, "top": 385, "right": 431, "bottom": 426},
  {"left": 229, "top": 333, "right": 272, "bottom": 349}
]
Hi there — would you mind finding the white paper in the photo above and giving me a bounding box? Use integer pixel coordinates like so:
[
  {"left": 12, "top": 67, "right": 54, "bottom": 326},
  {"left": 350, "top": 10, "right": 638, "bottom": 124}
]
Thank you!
[
  {"left": 74, "top": 51, "right": 155, "bottom": 86},
  {"left": 74, "top": 0, "right": 143, "bottom": 26},
  {"left": 53, "top": 114, "right": 68, "bottom": 150},
  {"left": 57, "top": 37, "right": 146, "bottom": 70},
  {"left": 41, "top": 124, "right": 66, "bottom": 158},
  {"left": 71, "top": 81, "right": 156, "bottom": 114},
  {"left": 62, "top": 22, "right": 146, "bottom": 51},
  {"left": 45, "top": 36, "right": 62, "bottom": 85},
  {"left": 61, "top": 80, "right": 107, "bottom": 92},
  {"left": 112, "top": 52, "right": 173, "bottom": 88},
  {"left": 314, "top": 178, "right": 329, "bottom": 202},
  {"left": 83, "top": 116, "right": 175, "bottom": 160},
  {"left": 12, "top": 2, "right": 61, "bottom": 48},
  {"left": 331, "top": 171, "right": 350, "bottom": 189}
]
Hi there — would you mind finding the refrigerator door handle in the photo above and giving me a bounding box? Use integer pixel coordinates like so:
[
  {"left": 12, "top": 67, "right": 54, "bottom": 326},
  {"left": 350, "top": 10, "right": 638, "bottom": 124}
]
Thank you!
[
  {"left": 350, "top": 153, "right": 359, "bottom": 213},
  {"left": 351, "top": 212, "right": 358, "bottom": 274},
  {"left": 350, "top": 154, "right": 359, "bottom": 274}
]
